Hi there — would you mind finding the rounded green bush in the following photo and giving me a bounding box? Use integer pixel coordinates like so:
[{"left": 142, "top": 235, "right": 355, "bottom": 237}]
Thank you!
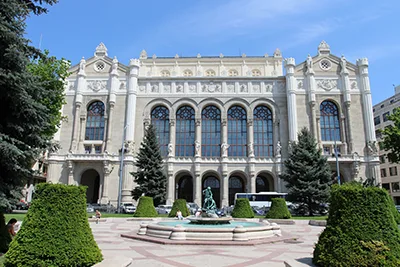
[
  {"left": 4, "top": 183, "right": 102, "bottom": 267},
  {"left": 313, "top": 183, "right": 400, "bottom": 267},
  {"left": 265, "top": 198, "right": 292, "bottom": 219},
  {"left": 387, "top": 195, "right": 400, "bottom": 225},
  {"left": 133, "top": 196, "right": 157, "bottom": 217},
  {"left": 0, "top": 213, "right": 12, "bottom": 253},
  {"left": 169, "top": 199, "right": 190, "bottom": 217},
  {"left": 231, "top": 198, "right": 254, "bottom": 218}
]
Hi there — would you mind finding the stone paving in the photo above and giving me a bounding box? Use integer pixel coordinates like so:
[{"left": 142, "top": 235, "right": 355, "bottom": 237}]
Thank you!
[{"left": 91, "top": 218, "right": 323, "bottom": 267}]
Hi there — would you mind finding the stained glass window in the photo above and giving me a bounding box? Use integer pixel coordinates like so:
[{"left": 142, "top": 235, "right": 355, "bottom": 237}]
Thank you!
[
  {"left": 254, "top": 106, "right": 273, "bottom": 157},
  {"left": 85, "top": 101, "right": 105, "bottom": 140},
  {"left": 151, "top": 106, "right": 170, "bottom": 157},
  {"left": 201, "top": 106, "right": 221, "bottom": 157},
  {"left": 228, "top": 106, "right": 247, "bottom": 157},
  {"left": 320, "top": 101, "right": 341, "bottom": 141},
  {"left": 176, "top": 106, "right": 195, "bottom": 156}
]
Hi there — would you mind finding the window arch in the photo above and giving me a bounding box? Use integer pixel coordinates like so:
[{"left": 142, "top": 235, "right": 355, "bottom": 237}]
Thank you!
[
  {"left": 320, "top": 100, "right": 340, "bottom": 141},
  {"left": 228, "top": 69, "right": 238, "bottom": 77},
  {"left": 228, "top": 105, "right": 247, "bottom": 157},
  {"left": 253, "top": 106, "right": 273, "bottom": 156},
  {"left": 85, "top": 101, "right": 105, "bottom": 140},
  {"left": 205, "top": 69, "right": 216, "bottom": 77},
  {"left": 201, "top": 106, "right": 221, "bottom": 157},
  {"left": 160, "top": 70, "right": 170, "bottom": 77},
  {"left": 252, "top": 69, "right": 261, "bottom": 77},
  {"left": 183, "top": 69, "right": 193, "bottom": 77},
  {"left": 151, "top": 106, "right": 170, "bottom": 156},
  {"left": 176, "top": 106, "right": 195, "bottom": 156}
]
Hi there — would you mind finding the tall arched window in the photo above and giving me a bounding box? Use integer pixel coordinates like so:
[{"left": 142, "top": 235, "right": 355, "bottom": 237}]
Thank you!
[
  {"left": 202, "top": 106, "right": 221, "bottom": 157},
  {"left": 320, "top": 100, "right": 340, "bottom": 141},
  {"left": 228, "top": 105, "right": 247, "bottom": 157},
  {"left": 151, "top": 106, "right": 170, "bottom": 157},
  {"left": 85, "top": 101, "right": 105, "bottom": 140},
  {"left": 176, "top": 106, "right": 195, "bottom": 156},
  {"left": 253, "top": 106, "right": 273, "bottom": 156}
]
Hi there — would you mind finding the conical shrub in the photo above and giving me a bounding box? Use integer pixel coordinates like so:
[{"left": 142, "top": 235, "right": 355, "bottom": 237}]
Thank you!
[
  {"left": 133, "top": 196, "right": 157, "bottom": 217},
  {"left": 313, "top": 183, "right": 400, "bottom": 266},
  {"left": 231, "top": 198, "right": 254, "bottom": 218},
  {"left": 265, "top": 198, "right": 292, "bottom": 219},
  {"left": 4, "top": 184, "right": 102, "bottom": 267},
  {"left": 169, "top": 199, "right": 190, "bottom": 217}
]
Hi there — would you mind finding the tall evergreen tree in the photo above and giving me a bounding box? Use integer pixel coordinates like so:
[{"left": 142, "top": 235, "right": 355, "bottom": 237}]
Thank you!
[
  {"left": 280, "top": 127, "right": 332, "bottom": 216},
  {"left": 131, "top": 124, "right": 167, "bottom": 206}
]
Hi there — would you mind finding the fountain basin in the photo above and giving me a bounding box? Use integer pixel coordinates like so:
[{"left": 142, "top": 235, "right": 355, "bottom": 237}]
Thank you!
[
  {"left": 137, "top": 219, "right": 281, "bottom": 242},
  {"left": 186, "top": 215, "right": 232, "bottom": 224}
]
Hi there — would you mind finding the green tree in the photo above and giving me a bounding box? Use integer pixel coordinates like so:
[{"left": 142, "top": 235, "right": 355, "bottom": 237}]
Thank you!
[
  {"left": 131, "top": 124, "right": 167, "bottom": 207},
  {"left": 381, "top": 108, "right": 400, "bottom": 163},
  {"left": 280, "top": 127, "right": 332, "bottom": 216}
]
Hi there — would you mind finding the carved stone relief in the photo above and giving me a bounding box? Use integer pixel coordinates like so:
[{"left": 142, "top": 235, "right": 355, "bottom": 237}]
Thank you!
[
  {"left": 164, "top": 84, "right": 171, "bottom": 93},
  {"left": 253, "top": 83, "right": 261, "bottom": 93},
  {"left": 176, "top": 83, "right": 184, "bottom": 93},
  {"left": 119, "top": 82, "right": 126, "bottom": 90},
  {"left": 239, "top": 83, "right": 248, "bottom": 93},
  {"left": 227, "top": 83, "right": 235, "bottom": 93},
  {"left": 297, "top": 80, "right": 304, "bottom": 90},
  {"left": 276, "top": 81, "right": 286, "bottom": 91},
  {"left": 317, "top": 79, "right": 337, "bottom": 91},
  {"left": 350, "top": 81, "right": 358, "bottom": 90},
  {"left": 265, "top": 83, "right": 273, "bottom": 92},
  {"left": 68, "top": 81, "right": 75, "bottom": 91},
  {"left": 189, "top": 83, "right": 197, "bottom": 93},
  {"left": 151, "top": 84, "right": 159, "bottom": 93},
  {"left": 138, "top": 85, "right": 146, "bottom": 92},
  {"left": 202, "top": 82, "right": 222, "bottom": 93},
  {"left": 87, "top": 80, "right": 107, "bottom": 92}
]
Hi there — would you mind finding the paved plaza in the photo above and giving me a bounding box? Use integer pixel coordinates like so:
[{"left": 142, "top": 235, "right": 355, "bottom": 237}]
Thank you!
[{"left": 91, "top": 218, "right": 323, "bottom": 267}]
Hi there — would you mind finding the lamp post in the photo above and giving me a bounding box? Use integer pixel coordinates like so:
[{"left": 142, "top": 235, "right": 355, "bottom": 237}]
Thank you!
[
  {"left": 334, "top": 140, "right": 341, "bottom": 185},
  {"left": 117, "top": 124, "right": 128, "bottom": 213}
]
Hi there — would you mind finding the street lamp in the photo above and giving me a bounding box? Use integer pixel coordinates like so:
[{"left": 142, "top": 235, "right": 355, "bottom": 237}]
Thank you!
[
  {"left": 117, "top": 124, "right": 128, "bottom": 213},
  {"left": 333, "top": 140, "right": 341, "bottom": 185}
]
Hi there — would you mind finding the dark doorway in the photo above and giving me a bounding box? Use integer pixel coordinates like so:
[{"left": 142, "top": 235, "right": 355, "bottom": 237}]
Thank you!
[
  {"left": 177, "top": 175, "right": 193, "bottom": 202},
  {"left": 80, "top": 169, "right": 100, "bottom": 204},
  {"left": 229, "top": 176, "right": 245, "bottom": 205}
]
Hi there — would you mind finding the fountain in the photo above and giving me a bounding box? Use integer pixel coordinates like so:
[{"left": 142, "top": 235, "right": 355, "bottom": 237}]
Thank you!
[{"left": 129, "top": 187, "right": 282, "bottom": 243}]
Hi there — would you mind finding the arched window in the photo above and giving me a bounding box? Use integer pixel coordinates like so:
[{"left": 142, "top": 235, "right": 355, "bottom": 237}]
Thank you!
[
  {"left": 228, "top": 105, "right": 247, "bottom": 157},
  {"left": 320, "top": 100, "right": 340, "bottom": 141},
  {"left": 85, "top": 101, "right": 105, "bottom": 140},
  {"left": 176, "top": 106, "right": 195, "bottom": 156},
  {"left": 202, "top": 106, "right": 221, "bottom": 157},
  {"left": 151, "top": 106, "right": 170, "bottom": 157},
  {"left": 253, "top": 106, "right": 273, "bottom": 156}
]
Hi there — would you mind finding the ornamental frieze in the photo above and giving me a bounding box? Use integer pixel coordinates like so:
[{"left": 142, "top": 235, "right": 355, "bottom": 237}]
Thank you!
[
  {"left": 317, "top": 79, "right": 337, "bottom": 91},
  {"left": 201, "top": 82, "right": 222, "bottom": 93},
  {"left": 87, "top": 80, "right": 107, "bottom": 92}
]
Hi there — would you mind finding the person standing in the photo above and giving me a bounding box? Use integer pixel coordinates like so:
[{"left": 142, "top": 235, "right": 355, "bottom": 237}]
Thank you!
[
  {"left": 95, "top": 210, "right": 101, "bottom": 224},
  {"left": 7, "top": 218, "right": 17, "bottom": 238}
]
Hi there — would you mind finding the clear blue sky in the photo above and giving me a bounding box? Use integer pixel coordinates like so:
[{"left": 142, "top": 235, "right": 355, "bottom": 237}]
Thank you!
[{"left": 25, "top": 0, "right": 400, "bottom": 105}]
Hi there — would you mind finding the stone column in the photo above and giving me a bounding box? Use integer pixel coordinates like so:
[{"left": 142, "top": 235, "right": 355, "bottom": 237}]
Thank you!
[
  {"left": 46, "top": 160, "right": 58, "bottom": 183},
  {"left": 285, "top": 58, "right": 298, "bottom": 141},
  {"left": 222, "top": 174, "right": 229, "bottom": 207},
  {"left": 106, "top": 104, "right": 114, "bottom": 151},
  {"left": 344, "top": 102, "right": 353, "bottom": 154},
  {"left": 316, "top": 116, "right": 322, "bottom": 148},
  {"left": 125, "top": 59, "right": 140, "bottom": 144},
  {"left": 273, "top": 119, "right": 280, "bottom": 156},
  {"left": 340, "top": 57, "right": 353, "bottom": 153},
  {"left": 340, "top": 116, "right": 347, "bottom": 153},
  {"left": 106, "top": 57, "right": 119, "bottom": 152},
  {"left": 250, "top": 174, "right": 256, "bottom": 193},
  {"left": 67, "top": 160, "right": 74, "bottom": 185},
  {"left": 306, "top": 65, "right": 318, "bottom": 138},
  {"left": 121, "top": 160, "right": 134, "bottom": 202},
  {"left": 221, "top": 118, "right": 228, "bottom": 157},
  {"left": 70, "top": 58, "right": 86, "bottom": 153},
  {"left": 78, "top": 115, "right": 86, "bottom": 153},
  {"left": 195, "top": 119, "right": 201, "bottom": 157},
  {"left": 101, "top": 161, "right": 110, "bottom": 204},
  {"left": 166, "top": 174, "right": 174, "bottom": 205},
  {"left": 169, "top": 119, "right": 176, "bottom": 157},
  {"left": 247, "top": 118, "right": 254, "bottom": 157},
  {"left": 194, "top": 174, "right": 202, "bottom": 207}
]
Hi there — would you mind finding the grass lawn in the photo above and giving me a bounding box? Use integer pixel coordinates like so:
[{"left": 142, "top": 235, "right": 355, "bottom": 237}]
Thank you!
[
  {"left": 0, "top": 255, "right": 4, "bottom": 267},
  {"left": 4, "top": 213, "right": 26, "bottom": 223},
  {"left": 255, "top": 215, "right": 327, "bottom": 220}
]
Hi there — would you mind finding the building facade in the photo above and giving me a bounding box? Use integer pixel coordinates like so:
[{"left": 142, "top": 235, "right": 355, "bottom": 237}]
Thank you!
[
  {"left": 46, "top": 41, "right": 380, "bottom": 207},
  {"left": 373, "top": 85, "right": 400, "bottom": 204}
]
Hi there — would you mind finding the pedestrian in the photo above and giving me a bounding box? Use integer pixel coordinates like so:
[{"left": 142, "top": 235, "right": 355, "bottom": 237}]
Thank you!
[
  {"left": 176, "top": 209, "right": 184, "bottom": 220},
  {"left": 195, "top": 209, "right": 202, "bottom": 217},
  {"left": 95, "top": 210, "right": 102, "bottom": 224},
  {"left": 7, "top": 218, "right": 17, "bottom": 238}
]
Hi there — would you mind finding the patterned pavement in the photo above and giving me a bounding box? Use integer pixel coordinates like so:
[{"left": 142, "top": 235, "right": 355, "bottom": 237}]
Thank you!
[{"left": 91, "top": 218, "right": 322, "bottom": 267}]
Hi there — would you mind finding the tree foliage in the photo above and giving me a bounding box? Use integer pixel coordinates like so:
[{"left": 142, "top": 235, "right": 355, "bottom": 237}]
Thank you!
[
  {"left": 0, "top": 0, "right": 67, "bottom": 210},
  {"left": 133, "top": 196, "right": 157, "bottom": 217},
  {"left": 131, "top": 124, "right": 167, "bottom": 207},
  {"left": 280, "top": 127, "right": 332, "bottom": 216},
  {"left": 265, "top": 198, "right": 292, "bottom": 219},
  {"left": 381, "top": 108, "right": 400, "bottom": 163}
]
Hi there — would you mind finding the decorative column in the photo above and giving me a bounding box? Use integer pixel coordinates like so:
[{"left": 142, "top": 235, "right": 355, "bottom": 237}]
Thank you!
[
  {"left": 78, "top": 115, "right": 86, "bottom": 153},
  {"left": 101, "top": 161, "right": 110, "bottom": 204},
  {"left": 106, "top": 57, "right": 119, "bottom": 152},
  {"left": 222, "top": 174, "right": 229, "bottom": 207},
  {"left": 247, "top": 118, "right": 254, "bottom": 158},
  {"left": 285, "top": 58, "right": 298, "bottom": 141},
  {"left": 340, "top": 55, "right": 353, "bottom": 154},
  {"left": 340, "top": 116, "right": 347, "bottom": 153},
  {"left": 195, "top": 119, "right": 201, "bottom": 157},
  {"left": 168, "top": 119, "right": 176, "bottom": 157},
  {"left": 67, "top": 160, "right": 74, "bottom": 185},
  {"left": 70, "top": 57, "right": 86, "bottom": 152},
  {"left": 221, "top": 118, "right": 228, "bottom": 157},
  {"left": 125, "top": 59, "right": 140, "bottom": 145},
  {"left": 221, "top": 117, "right": 229, "bottom": 207},
  {"left": 121, "top": 160, "right": 134, "bottom": 202},
  {"left": 306, "top": 55, "right": 318, "bottom": 139},
  {"left": 166, "top": 118, "right": 176, "bottom": 205},
  {"left": 194, "top": 174, "right": 202, "bottom": 207}
]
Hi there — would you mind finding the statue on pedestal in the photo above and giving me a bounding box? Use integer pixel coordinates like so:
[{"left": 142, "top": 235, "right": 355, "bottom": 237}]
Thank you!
[{"left": 202, "top": 187, "right": 217, "bottom": 217}]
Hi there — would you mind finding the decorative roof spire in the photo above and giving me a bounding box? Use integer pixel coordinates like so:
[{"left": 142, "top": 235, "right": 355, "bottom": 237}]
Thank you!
[
  {"left": 94, "top": 42, "right": 107, "bottom": 57},
  {"left": 273, "top": 48, "right": 282, "bottom": 57},
  {"left": 140, "top": 49, "right": 148, "bottom": 59},
  {"left": 318, "top": 40, "right": 330, "bottom": 55}
]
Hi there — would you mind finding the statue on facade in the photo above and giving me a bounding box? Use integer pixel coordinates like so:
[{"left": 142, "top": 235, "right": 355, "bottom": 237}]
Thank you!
[
  {"left": 367, "top": 141, "right": 378, "bottom": 155},
  {"left": 195, "top": 141, "right": 201, "bottom": 156},
  {"left": 221, "top": 143, "right": 230, "bottom": 157},
  {"left": 248, "top": 142, "right": 254, "bottom": 157},
  {"left": 276, "top": 141, "right": 282, "bottom": 157},
  {"left": 306, "top": 54, "right": 313, "bottom": 71},
  {"left": 78, "top": 57, "right": 86, "bottom": 75},
  {"left": 340, "top": 55, "right": 348, "bottom": 74},
  {"left": 202, "top": 187, "right": 217, "bottom": 214},
  {"left": 168, "top": 143, "right": 173, "bottom": 157},
  {"left": 112, "top": 57, "right": 118, "bottom": 73}
]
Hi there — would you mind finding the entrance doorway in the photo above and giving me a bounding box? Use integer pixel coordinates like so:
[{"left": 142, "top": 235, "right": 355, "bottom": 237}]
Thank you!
[
  {"left": 177, "top": 175, "right": 193, "bottom": 202},
  {"left": 80, "top": 169, "right": 100, "bottom": 204}
]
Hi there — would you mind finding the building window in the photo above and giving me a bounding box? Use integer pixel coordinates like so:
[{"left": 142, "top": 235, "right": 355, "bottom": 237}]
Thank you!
[
  {"left": 383, "top": 112, "right": 390, "bottom": 122},
  {"left": 320, "top": 100, "right": 340, "bottom": 141},
  {"left": 391, "top": 182, "right": 400, "bottom": 192},
  {"left": 151, "top": 106, "right": 170, "bottom": 157},
  {"left": 381, "top": 168, "right": 387, "bottom": 178},
  {"left": 205, "top": 69, "right": 216, "bottom": 77},
  {"left": 228, "top": 105, "right": 247, "bottom": 157},
  {"left": 382, "top": 183, "right": 390, "bottom": 191},
  {"left": 379, "top": 155, "right": 386, "bottom": 164},
  {"left": 253, "top": 106, "right": 273, "bottom": 156},
  {"left": 228, "top": 69, "right": 238, "bottom": 77},
  {"left": 390, "top": 99, "right": 395, "bottom": 104},
  {"left": 176, "top": 106, "right": 195, "bottom": 157},
  {"left": 390, "top": 166, "right": 398, "bottom": 176},
  {"left": 252, "top": 69, "right": 261, "bottom": 77},
  {"left": 381, "top": 104, "right": 385, "bottom": 108},
  {"left": 201, "top": 106, "right": 221, "bottom": 157},
  {"left": 95, "top": 145, "right": 102, "bottom": 154},
  {"left": 183, "top": 70, "right": 193, "bottom": 77},
  {"left": 374, "top": 116, "right": 381, "bottom": 125},
  {"left": 85, "top": 101, "right": 105, "bottom": 140}
]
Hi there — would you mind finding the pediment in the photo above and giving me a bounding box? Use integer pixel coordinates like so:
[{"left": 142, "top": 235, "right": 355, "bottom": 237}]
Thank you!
[
  {"left": 68, "top": 56, "right": 128, "bottom": 77},
  {"left": 295, "top": 54, "right": 357, "bottom": 76}
]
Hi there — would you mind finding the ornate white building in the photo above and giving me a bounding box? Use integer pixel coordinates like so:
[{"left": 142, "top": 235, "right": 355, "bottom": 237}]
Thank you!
[{"left": 47, "top": 41, "right": 380, "bottom": 207}]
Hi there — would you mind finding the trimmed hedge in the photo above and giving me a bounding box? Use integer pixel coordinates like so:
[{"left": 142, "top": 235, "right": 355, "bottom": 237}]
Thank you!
[
  {"left": 265, "top": 198, "right": 292, "bottom": 219},
  {"left": 231, "top": 198, "right": 254, "bottom": 218},
  {"left": 133, "top": 196, "right": 157, "bottom": 217},
  {"left": 169, "top": 199, "right": 190, "bottom": 218},
  {"left": 0, "top": 213, "right": 11, "bottom": 253},
  {"left": 4, "top": 184, "right": 102, "bottom": 267},
  {"left": 387, "top": 195, "right": 400, "bottom": 225},
  {"left": 313, "top": 183, "right": 400, "bottom": 266}
]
